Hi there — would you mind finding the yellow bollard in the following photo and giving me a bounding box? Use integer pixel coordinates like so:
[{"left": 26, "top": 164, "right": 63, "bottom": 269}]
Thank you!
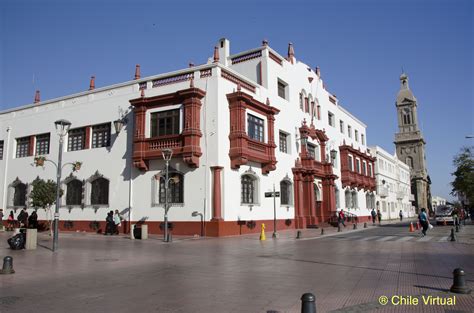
[{"left": 259, "top": 223, "right": 266, "bottom": 241}]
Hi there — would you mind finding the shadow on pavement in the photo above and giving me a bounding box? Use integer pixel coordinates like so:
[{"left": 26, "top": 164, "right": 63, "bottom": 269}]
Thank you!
[{"left": 413, "top": 285, "right": 450, "bottom": 292}]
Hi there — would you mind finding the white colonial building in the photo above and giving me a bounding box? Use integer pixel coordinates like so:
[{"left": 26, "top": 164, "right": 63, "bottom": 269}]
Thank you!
[
  {"left": 368, "top": 146, "right": 414, "bottom": 219},
  {"left": 431, "top": 196, "right": 447, "bottom": 209},
  {"left": 0, "top": 38, "right": 377, "bottom": 236}
]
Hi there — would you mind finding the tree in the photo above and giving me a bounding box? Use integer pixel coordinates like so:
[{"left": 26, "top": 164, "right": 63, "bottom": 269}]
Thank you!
[
  {"left": 451, "top": 146, "right": 474, "bottom": 207},
  {"left": 30, "top": 178, "right": 63, "bottom": 235}
]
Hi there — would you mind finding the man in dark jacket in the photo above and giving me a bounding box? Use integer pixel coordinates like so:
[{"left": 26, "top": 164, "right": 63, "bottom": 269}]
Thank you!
[{"left": 17, "top": 208, "right": 28, "bottom": 228}]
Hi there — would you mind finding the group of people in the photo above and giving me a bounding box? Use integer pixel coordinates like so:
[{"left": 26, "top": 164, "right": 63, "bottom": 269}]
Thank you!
[
  {"left": 0, "top": 208, "right": 38, "bottom": 231},
  {"left": 104, "top": 210, "right": 123, "bottom": 235},
  {"left": 370, "top": 208, "right": 382, "bottom": 225}
]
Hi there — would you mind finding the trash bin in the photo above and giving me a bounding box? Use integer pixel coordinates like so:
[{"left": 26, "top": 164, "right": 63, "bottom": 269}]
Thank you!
[
  {"left": 8, "top": 232, "right": 26, "bottom": 250},
  {"left": 133, "top": 225, "right": 142, "bottom": 240}
]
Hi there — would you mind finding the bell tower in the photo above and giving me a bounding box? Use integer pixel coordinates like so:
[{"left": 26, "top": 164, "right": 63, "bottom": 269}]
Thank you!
[{"left": 394, "top": 73, "right": 431, "bottom": 213}]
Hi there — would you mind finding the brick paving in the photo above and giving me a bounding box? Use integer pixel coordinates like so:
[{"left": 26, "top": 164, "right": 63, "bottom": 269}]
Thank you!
[{"left": 0, "top": 220, "right": 472, "bottom": 313}]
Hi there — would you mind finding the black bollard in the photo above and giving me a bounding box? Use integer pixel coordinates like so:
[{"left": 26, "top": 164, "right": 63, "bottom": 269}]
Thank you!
[
  {"left": 337, "top": 224, "right": 341, "bottom": 232},
  {"left": 296, "top": 230, "right": 302, "bottom": 239},
  {"left": 321, "top": 228, "right": 324, "bottom": 235},
  {"left": 0, "top": 256, "right": 15, "bottom": 275},
  {"left": 364, "top": 222, "right": 367, "bottom": 228},
  {"left": 353, "top": 223, "right": 357, "bottom": 230},
  {"left": 450, "top": 268, "right": 471, "bottom": 294},
  {"left": 450, "top": 228, "right": 456, "bottom": 242},
  {"left": 301, "top": 293, "right": 316, "bottom": 313},
  {"left": 455, "top": 224, "right": 459, "bottom": 233}
]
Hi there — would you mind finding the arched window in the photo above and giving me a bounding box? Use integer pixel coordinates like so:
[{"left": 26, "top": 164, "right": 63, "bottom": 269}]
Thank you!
[
  {"left": 366, "top": 193, "right": 371, "bottom": 209},
  {"left": 313, "top": 183, "right": 320, "bottom": 201},
  {"left": 241, "top": 174, "right": 258, "bottom": 204},
  {"left": 299, "top": 93, "right": 304, "bottom": 111},
  {"left": 13, "top": 182, "right": 27, "bottom": 207},
  {"left": 280, "top": 178, "right": 292, "bottom": 205},
  {"left": 159, "top": 173, "right": 184, "bottom": 204},
  {"left": 335, "top": 187, "right": 340, "bottom": 209},
  {"left": 352, "top": 191, "right": 358, "bottom": 209},
  {"left": 371, "top": 194, "right": 376, "bottom": 209},
  {"left": 345, "top": 189, "right": 352, "bottom": 209},
  {"left": 91, "top": 177, "right": 109, "bottom": 205},
  {"left": 66, "top": 179, "right": 83, "bottom": 206},
  {"left": 402, "top": 108, "right": 412, "bottom": 125}
]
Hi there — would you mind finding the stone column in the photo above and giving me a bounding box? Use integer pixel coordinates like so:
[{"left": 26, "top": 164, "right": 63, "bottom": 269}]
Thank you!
[{"left": 211, "top": 166, "right": 223, "bottom": 221}]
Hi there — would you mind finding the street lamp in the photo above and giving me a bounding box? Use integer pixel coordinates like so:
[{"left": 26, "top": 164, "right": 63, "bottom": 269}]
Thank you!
[
  {"left": 191, "top": 211, "right": 204, "bottom": 237},
  {"left": 53, "top": 119, "right": 71, "bottom": 252},
  {"left": 162, "top": 148, "right": 173, "bottom": 242},
  {"left": 330, "top": 149, "right": 337, "bottom": 165}
]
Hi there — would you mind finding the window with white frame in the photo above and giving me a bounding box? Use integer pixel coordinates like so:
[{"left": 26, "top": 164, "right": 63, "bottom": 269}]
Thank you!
[
  {"left": 35, "top": 133, "right": 50, "bottom": 155},
  {"left": 92, "top": 123, "right": 111, "bottom": 148},
  {"left": 347, "top": 125, "right": 352, "bottom": 138},
  {"left": 247, "top": 114, "right": 264, "bottom": 142},
  {"left": 361, "top": 134, "right": 365, "bottom": 145},
  {"left": 280, "top": 178, "right": 292, "bottom": 205},
  {"left": 16, "top": 137, "right": 30, "bottom": 158},
  {"left": 362, "top": 161, "right": 367, "bottom": 175},
  {"left": 352, "top": 190, "right": 358, "bottom": 208},
  {"left": 339, "top": 120, "right": 344, "bottom": 133},
  {"left": 279, "top": 131, "right": 289, "bottom": 153},
  {"left": 356, "top": 159, "right": 361, "bottom": 173},
  {"left": 159, "top": 172, "right": 184, "bottom": 204},
  {"left": 277, "top": 79, "right": 288, "bottom": 100},
  {"left": 90, "top": 177, "right": 109, "bottom": 205},
  {"left": 348, "top": 155, "right": 354, "bottom": 171},
  {"left": 328, "top": 112, "right": 335, "bottom": 127},
  {"left": 150, "top": 109, "right": 180, "bottom": 137},
  {"left": 355, "top": 130, "right": 359, "bottom": 142},
  {"left": 66, "top": 179, "right": 83, "bottom": 206},
  {"left": 68, "top": 128, "right": 86, "bottom": 151},
  {"left": 241, "top": 174, "right": 257, "bottom": 204},
  {"left": 345, "top": 189, "right": 352, "bottom": 209}
]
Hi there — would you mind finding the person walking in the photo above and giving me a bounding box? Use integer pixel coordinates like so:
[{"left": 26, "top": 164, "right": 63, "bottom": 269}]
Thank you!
[
  {"left": 113, "top": 210, "right": 122, "bottom": 235},
  {"left": 0, "top": 209, "right": 4, "bottom": 230},
  {"left": 377, "top": 209, "right": 382, "bottom": 225},
  {"left": 7, "top": 211, "right": 15, "bottom": 231},
  {"left": 17, "top": 208, "right": 28, "bottom": 228},
  {"left": 399, "top": 210, "right": 403, "bottom": 222},
  {"left": 28, "top": 211, "right": 38, "bottom": 229},
  {"left": 105, "top": 211, "right": 114, "bottom": 235},
  {"left": 419, "top": 208, "right": 429, "bottom": 237},
  {"left": 338, "top": 210, "right": 346, "bottom": 227},
  {"left": 371, "top": 208, "right": 377, "bottom": 225}
]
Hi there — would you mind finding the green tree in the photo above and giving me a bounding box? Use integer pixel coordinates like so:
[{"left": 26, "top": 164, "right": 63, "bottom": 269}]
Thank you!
[
  {"left": 451, "top": 146, "right": 474, "bottom": 206},
  {"left": 30, "top": 178, "right": 63, "bottom": 234}
]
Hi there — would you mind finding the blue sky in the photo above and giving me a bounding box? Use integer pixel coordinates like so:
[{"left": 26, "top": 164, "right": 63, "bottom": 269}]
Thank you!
[{"left": 0, "top": 0, "right": 472, "bottom": 200}]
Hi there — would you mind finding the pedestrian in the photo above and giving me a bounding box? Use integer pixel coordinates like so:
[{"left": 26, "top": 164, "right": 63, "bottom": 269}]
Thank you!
[
  {"left": 105, "top": 211, "right": 114, "bottom": 235},
  {"left": 113, "top": 210, "right": 122, "bottom": 235},
  {"left": 7, "top": 210, "right": 15, "bottom": 231},
  {"left": 338, "top": 210, "right": 346, "bottom": 227},
  {"left": 17, "top": 208, "right": 28, "bottom": 228},
  {"left": 28, "top": 211, "right": 38, "bottom": 229},
  {"left": 0, "top": 209, "right": 3, "bottom": 227},
  {"left": 377, "top": 209, "right": 382, "bottom": 225},
  {"left": 451, "top": 207, "right": 459, "bottom": 227},
  {"left": 399, "top": 210, "right": 403, "bottom": 222},
  {"left": 371, "top": 208, "right": 377, "bottom": 225},
  {"left": 419, "top": 208, "right": 429, "bottom": 237}
]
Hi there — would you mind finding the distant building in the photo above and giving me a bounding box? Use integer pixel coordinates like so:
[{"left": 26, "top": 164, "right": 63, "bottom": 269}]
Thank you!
[
  {"left": 431, "top": 196, "right": 447, "bottom": 209},
  {"left": 0, "top": 38, "right": 377, "bottom": 236},
  {"left": 394, "top": 74, "right": 432, "bottom": 214},
  {"left": 369, "top": 146, "right": 415, "bottom": 219}
]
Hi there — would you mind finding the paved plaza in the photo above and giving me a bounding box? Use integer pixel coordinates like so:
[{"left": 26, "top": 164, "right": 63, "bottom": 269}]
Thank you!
[{"left": 0, "top": 220, "right": 473, "bottom": 313}]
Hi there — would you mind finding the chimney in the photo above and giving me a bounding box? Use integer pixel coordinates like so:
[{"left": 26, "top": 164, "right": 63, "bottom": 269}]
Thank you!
[
  {"left": 287, "top": 42, "right": 295, "bottom": 64},
  {"left": 34, "top": 90, "right": 40, "bottom": 104},
  {"left": 134, "top": 64, "right": 141, "bottom": 80},
  {"left": 315, "top": 66, "right": 321, "bottom": 77},
  {"left": 89, "top": 76, "right": 95, "bottom": 90},
  {"left": 217, "top": 38, "right": 230, "bottom": 66},
  {"left": 213, "top": 46, "right": 220, "bottom": 63}
]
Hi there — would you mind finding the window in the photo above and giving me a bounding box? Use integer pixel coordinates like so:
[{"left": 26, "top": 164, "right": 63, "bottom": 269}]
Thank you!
[
  {"left": 348, "top": 155, "right": 354, "bottom": 171},
  {"left": 35, "top": 133, "right": 50, "bottom": 155},
  {"left": 339, "top": 120, "right": 344, "bottom": 133},
  {"left": 356, "top": 159, "right": 360, "bottom": 173},
  {"left": 279, "top": 131, "right": 288, "bottom": 153},
  {"left": 92, "top": 123, "right": 111, "bottom": 148},
  {"left": 277, "top": 79, "right": 288, "bottom": 99},
  {"left": 304, "top": 97, "right": 309, "bottom": 113},
  {"left": 299, "top": 93, "right": 304, "bottom": 111},
  {"left": 159, "top": 173, "right": 184, "bottom": 204},
  {"left": 335, "top": 187, "right": 340, "bottom": 209},
  {"left": 307, "top": 143, "right": 316, "bottom": 159},
  {"left": 362, "top": 161, "right": 367, "bottom": 175},
  {"left": 345, "top": 189, "right": 352, "bottom": 209},
  {"left": 90, "top": 177, "right": 109, "bottom": 205},
  {"left": 402, "top": 108, "right": 412, "bottom": 125},
  {"left": 68, "top": 128, "right": 86, "bottom": 151},
  {"left": 355, "top": 130, "right": 359, "bottom": 142},
  {"left": 369, "top": 164, "right": 373, "bottom": 177},
  {"left": 13, "top": 182, "right": 27, "bottom": 207},
  {"left": 151, "top": 109, "right": 180, "bottom": 137},
  {"left": 316, "top": 105, "right": 321, "bottom": 120},
  {"left": 352, "top": 191, "right": 358, "bottom": 208},
  {"left": 347, "top": 125, "right": 352, "bottom": 138},
  {"left": 0, "top": 140, "right": 3, "bottom": 160},
  {"left": 247, "top": 114, "right": 264, "bottom": 142},
  {"left": 16, "top": 137, "right": 30, "bottom": 158},
  {"left": 66, "top": 179, "right": 83, "bottom": 206},
  {"left": 328, "top": 112, "right": 334, "bottom": 127},
  {"left": 406, "top": 156, "right": 414, "bottom": 168},
  {"left": 361, "top": 134, "right": 365, "bottom": 145},
  {"left": 241, "top": 174, "right": 256, "bottom": 204},
  {"left": 280, "top": 179, "right": 292, "bottom": 205}
]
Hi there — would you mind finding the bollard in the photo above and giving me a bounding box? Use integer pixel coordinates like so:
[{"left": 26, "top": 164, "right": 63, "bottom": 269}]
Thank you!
[
  {"left": 337, "top": 224, "right": 341, "bottom": 232},
  {"left": 296, "top": 230, "right": 302, "bottom": 239},
  {"left": 455, "top": 225, "right": 459, "bottom": 233},
  {"left": 364, "top": 222, "right": 367, "bottom": 228},
  {"left": 450, "top": 228, "right": 456, "bottom": 242},
  {"left": 320, "top": 228, "right": 324, "bottom": 235},
  {"left": 301, "top": 293, "right": 316, "bottom": 313},
  {"left": 353, "top": 223, "right": 357, "bottom": 230},
  {"left": 0, "top": 256, "right": 15, "bottom": 274},
  {"left": 450, "top": 268, "right": 471, "bottom": 294}
]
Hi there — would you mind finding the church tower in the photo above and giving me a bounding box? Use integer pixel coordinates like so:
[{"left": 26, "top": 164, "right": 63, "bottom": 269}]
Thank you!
[{"left": 394, "top": 73, "right": 432, "bottom": 213}]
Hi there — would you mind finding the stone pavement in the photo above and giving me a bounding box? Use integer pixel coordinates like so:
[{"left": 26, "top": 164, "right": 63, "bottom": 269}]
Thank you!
[{"left": 0, "top": 220, "right": 472, "bottom": 313}]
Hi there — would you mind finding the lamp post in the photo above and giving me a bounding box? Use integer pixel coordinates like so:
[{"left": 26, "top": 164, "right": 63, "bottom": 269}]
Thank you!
[
  {"left": 330, "top": 149, "right": 337, "bottom": 166},
  {"left": 272, "top": 183, "right": 278, "bottom": 239},
  {"left": 191, "top": 211, "right": 204, "bottom": 237},
  {"left": 53, "top": 119, "right": 71, "bottom": 252},
  {"left": 161, "top": 148, "right": 173, "bottom": 242}
]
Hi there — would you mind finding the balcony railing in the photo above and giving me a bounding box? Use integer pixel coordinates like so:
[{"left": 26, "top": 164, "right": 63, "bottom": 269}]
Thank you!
[
  {"left": 247, "top": 138, "right": 268, "bottom": 153},
  {"left": 146, "top": 135, "right": 183, "bottom": 150}
]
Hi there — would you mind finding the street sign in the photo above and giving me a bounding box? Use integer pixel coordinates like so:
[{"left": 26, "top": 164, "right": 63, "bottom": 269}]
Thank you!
[{"left": 265, "top": 192, "right": 280, "bottom": 198}]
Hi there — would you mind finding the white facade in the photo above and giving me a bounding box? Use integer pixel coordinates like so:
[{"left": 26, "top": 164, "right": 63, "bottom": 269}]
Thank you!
[
  {"left": 369, "top": 146, "right": 415, "bottom": 219},
  {"left": 0, "top": 38, "right": 377, "bottom": 235},
  {"left": 431, "top": 196, "right": 447, "bottom": 209}
]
